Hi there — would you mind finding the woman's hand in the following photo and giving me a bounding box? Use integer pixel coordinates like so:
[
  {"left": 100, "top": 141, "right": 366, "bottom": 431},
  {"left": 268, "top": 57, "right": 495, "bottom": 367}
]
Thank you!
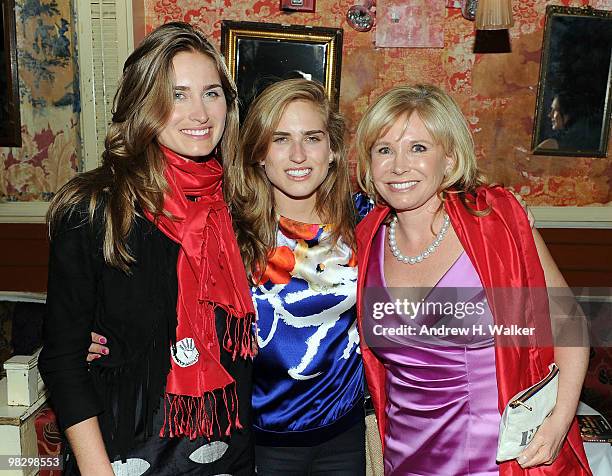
[
  {"left": 520, "top": 230, "right": 590, "bottom": 468},
  {"left": 87, "top": 332, "right": 109, "bottom": 362},
  {"left": 516, "top": 410, "right": 572, "bottom": 468}
]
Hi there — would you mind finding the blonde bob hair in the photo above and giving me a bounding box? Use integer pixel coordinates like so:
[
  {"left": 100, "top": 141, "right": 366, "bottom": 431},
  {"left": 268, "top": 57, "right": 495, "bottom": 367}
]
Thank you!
[
  {"left": 356, "top": 84, "right": 486, "bottom": 208},
  {"left": 227, "top": 78, "right": 356, "bottom": 280},
  {"left": 48, "top": 22, "right": 239, "bottom": 272}
]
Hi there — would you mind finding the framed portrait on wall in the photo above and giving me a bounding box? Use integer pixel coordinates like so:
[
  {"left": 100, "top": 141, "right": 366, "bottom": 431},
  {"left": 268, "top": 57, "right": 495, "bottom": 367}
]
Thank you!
[
  {"left": 531, "top": 5, "right": 612, "bottom": 157},
  {"left": 220, "top": 21, "right": 343, "bottom": 118}
]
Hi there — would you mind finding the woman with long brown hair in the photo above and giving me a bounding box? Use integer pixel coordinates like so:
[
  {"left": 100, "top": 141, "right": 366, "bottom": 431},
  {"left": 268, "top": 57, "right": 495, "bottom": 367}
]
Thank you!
[
  {"left": 227, "top": 78, "right": 367, "bottom": 475},
  {"left": 88, "top": 77, "right": 367, "bottom": 474},
  {"left": 39, "top": 22, "right": 255, "bottom": 475}
]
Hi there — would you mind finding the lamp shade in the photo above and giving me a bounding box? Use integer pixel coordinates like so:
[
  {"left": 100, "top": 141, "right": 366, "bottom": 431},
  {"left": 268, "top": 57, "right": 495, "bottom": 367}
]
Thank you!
[{"left": 475, "top": 0, "right": 513, "bottom": 30}]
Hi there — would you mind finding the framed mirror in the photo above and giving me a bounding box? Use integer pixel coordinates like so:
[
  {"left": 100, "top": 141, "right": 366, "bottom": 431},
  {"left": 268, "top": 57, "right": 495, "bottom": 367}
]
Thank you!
[
  {"left": 221, "top": 21, "right": 343, "bottom": 119},
  {"left": 531, "top": 5, "right": 612, "bottom": 157},
  {"left": 0, "top": 0, "right": 21, "bottom": 147}
]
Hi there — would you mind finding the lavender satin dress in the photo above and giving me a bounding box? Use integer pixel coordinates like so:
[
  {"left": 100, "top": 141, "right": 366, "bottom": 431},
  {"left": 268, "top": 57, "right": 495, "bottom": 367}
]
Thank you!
[{"left": 365, "top": 226, "right": 500, "bottom": 476}]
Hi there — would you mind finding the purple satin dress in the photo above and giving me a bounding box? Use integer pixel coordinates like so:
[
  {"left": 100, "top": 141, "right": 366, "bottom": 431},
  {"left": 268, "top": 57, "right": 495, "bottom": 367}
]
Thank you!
[{"left": 365, "top": 225, "right": 500, "bottom": 476}]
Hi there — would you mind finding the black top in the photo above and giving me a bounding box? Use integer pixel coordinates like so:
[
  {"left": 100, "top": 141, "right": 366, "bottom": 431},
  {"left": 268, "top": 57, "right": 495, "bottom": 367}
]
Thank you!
[
  {"left": 39, "top": 204, "right": 255, "bottom": 474},
  {"left": 38, "top": 204, "right": 181, "bottom": 458}
]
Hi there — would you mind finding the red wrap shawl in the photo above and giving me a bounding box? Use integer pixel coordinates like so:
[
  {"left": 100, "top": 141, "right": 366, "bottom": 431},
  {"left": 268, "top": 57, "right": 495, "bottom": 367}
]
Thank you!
[{"left": 355, "top": 186, "right": 591, "bottom": 475}]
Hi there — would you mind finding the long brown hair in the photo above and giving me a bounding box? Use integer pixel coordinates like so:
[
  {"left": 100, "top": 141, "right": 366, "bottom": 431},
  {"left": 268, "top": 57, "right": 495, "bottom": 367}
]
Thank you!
[
  {"left": 227, "top": 79, "right": 356, "bottom": 280},
  {"left": 355, "top": 84, "right": 487, "bottom": 213},
  {"left": 47, "top": 22, "right": 239, "bottom": 272}
]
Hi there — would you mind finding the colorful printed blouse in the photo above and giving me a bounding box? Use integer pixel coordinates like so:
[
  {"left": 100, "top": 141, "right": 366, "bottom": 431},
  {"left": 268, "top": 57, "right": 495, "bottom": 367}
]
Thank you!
[{"left": 251, "top": 215, "right": 364, "bottom": 446}]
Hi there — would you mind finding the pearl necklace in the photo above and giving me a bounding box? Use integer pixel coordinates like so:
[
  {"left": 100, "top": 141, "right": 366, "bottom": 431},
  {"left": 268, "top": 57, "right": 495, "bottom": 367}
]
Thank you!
[{"left": 388, "top": 213, "right": 450, "bottom": 265}]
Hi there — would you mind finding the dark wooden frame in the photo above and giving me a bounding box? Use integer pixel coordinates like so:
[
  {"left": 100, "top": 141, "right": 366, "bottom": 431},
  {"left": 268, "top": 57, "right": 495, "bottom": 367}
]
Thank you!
[
  {"left": 220, "top": 21, "right": 343, "bottom": 115},
  {"left": 531, "top": 5, "right": 612, "bottom": 157},
  {"left": 0, "top": 0, "right": 21, "bottom": 147}
]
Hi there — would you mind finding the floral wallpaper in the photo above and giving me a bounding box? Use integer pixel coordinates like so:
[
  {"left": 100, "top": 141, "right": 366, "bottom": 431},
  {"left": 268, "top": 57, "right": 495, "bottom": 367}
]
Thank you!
[
  {"left": 2, "top": 0, "right": 608, "bottom": 206},
  {"left": 0, "top": 0, "right": 79, "bottom": 203},
  {"left": 146, "top": 0, "right": 612, "bottom": 207}
]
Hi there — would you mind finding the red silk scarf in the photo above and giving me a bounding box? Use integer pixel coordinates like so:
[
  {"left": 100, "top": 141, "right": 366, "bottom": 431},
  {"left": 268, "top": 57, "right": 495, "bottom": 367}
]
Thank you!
[
  {"left": 144, "top": 145, "right": 255, "bottom": 439},
  {"left": 355, "top": 186, "right": 591, "bottom": 475}
]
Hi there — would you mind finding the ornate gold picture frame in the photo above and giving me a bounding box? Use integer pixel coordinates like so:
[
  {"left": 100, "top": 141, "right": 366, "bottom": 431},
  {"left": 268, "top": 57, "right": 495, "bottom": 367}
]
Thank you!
[{"left": 220, "top": 21, "right": 343, "bottom": 118}]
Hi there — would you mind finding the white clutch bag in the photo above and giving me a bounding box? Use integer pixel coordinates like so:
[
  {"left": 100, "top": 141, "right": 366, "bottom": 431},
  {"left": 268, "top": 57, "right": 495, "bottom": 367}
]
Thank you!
[{"left": 496, "top": 363, "right": 559, "bottom": 462}]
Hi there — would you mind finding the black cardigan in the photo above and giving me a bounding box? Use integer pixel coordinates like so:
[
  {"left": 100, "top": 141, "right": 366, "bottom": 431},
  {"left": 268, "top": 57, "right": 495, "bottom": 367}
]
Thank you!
[{"left": 38, "top": 205, "right": 180, "bottom": 458}]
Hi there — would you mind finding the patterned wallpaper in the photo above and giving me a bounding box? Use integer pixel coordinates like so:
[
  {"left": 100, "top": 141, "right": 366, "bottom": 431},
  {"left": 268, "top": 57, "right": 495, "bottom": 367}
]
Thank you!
[
  {"left": 0, "top": 0, "right": 79, "bottom": 203},
  {"left": 146, "top": 0, "right": 612, "bottom": 207},
  {"left": 1, "top": 1, "right": 609, "bottom": 206}
]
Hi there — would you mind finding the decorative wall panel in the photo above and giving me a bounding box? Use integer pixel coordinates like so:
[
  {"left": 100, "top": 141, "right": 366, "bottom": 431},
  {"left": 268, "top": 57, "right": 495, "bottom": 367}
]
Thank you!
[
  {"left": 0, "top": 0, "right": 79, "bottom": 204},
  {"left": 145, "top": 0, "right": 609, "bottom": 207}
]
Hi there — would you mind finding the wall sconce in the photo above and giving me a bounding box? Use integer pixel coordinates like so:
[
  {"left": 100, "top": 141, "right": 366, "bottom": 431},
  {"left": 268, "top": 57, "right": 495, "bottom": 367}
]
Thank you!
[
  {"left": 347, "top": 1, "right": 375, "bottom": 32},
  {"left": 462, "top": 0, "right": 478, "bottom": 21},
  {"left": 475, "top": 0, "right": 513, "bottom": 30}
]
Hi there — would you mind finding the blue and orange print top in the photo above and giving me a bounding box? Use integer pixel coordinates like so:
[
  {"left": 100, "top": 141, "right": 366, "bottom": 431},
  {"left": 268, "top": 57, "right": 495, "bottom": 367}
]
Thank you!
[{"left": 251, "top": 215, "right": 364, "bottom": 446}]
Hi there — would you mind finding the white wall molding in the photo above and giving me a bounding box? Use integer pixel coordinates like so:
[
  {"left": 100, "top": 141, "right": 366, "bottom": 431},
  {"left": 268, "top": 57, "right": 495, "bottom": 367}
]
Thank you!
[
  {"left": 0, "top": 203, "right": 48, "bottom": 223},
  {"left": 532, "top": 206, "right": 612, "bottom": 229}
]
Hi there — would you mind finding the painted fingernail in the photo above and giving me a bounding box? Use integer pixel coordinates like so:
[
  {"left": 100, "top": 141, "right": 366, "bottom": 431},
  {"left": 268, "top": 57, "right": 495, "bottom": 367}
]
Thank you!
[
  {"left": 99, "top": 337, "right": 107, "bottom": 344},
  {"left": 102, "top": 348, "right": 109, "bottom": 355}
]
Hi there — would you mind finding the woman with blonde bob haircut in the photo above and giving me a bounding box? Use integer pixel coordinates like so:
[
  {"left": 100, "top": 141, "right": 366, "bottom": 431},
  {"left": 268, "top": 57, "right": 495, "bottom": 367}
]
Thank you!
[
  {"left": 354, "top": 84, "right": 591, "bottom": 475},
  {"left": 40, "top": 22, "right": 256, "bottom": 475},
  {"left": 229, "top": 78, "right": 367, "bottom": 474},
  {"left": 356, "top": 84, "right": 485, "bottom": 208}
]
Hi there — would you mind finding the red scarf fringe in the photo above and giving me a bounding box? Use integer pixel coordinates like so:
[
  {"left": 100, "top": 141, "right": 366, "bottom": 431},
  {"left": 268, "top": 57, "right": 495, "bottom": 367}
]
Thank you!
[
  {"left": 159, "top": 383, "right": 243, "bottom": 439},
  {"left": 160, "top": 311, "right": 255, "bottom": 440}
]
